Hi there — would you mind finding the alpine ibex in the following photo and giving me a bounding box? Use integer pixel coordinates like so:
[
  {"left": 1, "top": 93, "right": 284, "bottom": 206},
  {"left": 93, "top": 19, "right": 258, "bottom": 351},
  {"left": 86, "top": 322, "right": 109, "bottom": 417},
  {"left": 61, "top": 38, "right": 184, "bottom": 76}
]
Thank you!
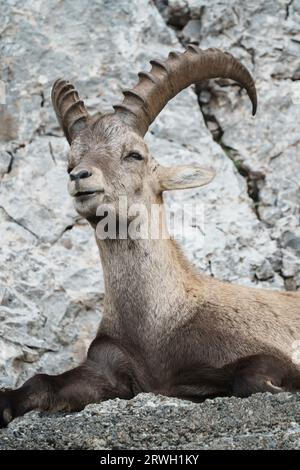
[{"left": 1, "top": 46, "right": 300, "bottom": 427}]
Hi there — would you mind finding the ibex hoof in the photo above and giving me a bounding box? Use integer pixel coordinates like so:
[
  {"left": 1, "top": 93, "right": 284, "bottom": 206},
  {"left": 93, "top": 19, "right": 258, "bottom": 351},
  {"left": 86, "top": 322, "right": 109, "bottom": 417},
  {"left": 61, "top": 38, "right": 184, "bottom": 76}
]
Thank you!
[{"left": 0, "top": 392, "right": 13, "bottom": 428}]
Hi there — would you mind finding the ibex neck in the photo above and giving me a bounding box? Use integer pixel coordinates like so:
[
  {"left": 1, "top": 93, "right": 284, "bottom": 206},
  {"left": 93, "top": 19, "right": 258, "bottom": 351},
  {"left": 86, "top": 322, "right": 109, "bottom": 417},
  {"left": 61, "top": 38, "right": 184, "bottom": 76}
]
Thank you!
[
  {"left": 95, "top": 235, "right": 197, "bottom": 320},
  {"left": 97, "top": 237, "right": 187, "bottom": 290}
]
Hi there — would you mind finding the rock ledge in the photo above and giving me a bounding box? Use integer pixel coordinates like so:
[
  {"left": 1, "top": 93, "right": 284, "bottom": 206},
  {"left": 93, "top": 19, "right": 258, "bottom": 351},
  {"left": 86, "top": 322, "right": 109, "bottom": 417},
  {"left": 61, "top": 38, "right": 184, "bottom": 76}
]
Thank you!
[{"left": 1, "top": 393, "right": 299, "bottom": 450}]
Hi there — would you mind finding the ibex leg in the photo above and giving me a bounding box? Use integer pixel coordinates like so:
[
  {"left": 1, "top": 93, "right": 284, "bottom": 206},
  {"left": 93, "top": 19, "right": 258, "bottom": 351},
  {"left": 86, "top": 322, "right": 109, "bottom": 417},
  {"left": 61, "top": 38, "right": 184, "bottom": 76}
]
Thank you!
[{"left": 0, "top": 342, "right": 135, "bottom": 427}]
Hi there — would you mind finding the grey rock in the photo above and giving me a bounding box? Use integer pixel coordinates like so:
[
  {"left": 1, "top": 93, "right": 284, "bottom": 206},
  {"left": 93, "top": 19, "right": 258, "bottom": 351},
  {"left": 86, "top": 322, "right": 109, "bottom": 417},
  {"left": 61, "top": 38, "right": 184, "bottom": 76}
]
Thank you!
[
  {"left": 282, "top": 230, "right": 300, "bottom": 256},
  {"left": 0, "top": 393, "right": 300, "bottom": 449},
  {"left": 180, "top": 19, "right": 202, "bottom": 44},
  {"left": 0, "top": 150, "right": 12, "bottom": 178},
  {"left": 255, "top": 259, "right": 274, "bottom": 281},
  {"left": 157, "top": 0, "right": 191, "bottom": 28}
]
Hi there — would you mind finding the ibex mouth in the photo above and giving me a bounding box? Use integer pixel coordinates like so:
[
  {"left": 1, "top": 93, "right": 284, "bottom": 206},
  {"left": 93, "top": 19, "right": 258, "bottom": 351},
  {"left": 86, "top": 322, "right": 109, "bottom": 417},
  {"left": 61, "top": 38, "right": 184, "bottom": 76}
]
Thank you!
[{"left": 74, "top": 189, "right": 104, "bottom": 199}]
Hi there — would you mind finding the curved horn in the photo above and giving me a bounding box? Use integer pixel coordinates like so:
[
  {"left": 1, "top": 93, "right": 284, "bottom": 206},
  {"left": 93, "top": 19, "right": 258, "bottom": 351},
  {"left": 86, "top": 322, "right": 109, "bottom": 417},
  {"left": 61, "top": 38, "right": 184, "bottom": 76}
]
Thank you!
[
  {"left": 113, "top": 46, "right": 257, "bottom": 136},
  {"left": 51, "top": 79, "right": 91, "bottom": 145}
]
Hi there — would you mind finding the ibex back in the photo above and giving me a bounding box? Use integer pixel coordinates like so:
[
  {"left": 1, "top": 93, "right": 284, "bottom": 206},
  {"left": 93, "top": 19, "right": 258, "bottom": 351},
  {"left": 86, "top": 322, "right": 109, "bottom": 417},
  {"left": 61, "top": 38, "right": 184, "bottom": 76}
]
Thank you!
[{"left": 1, "top": 46, "right": 300, "bottom": 427}]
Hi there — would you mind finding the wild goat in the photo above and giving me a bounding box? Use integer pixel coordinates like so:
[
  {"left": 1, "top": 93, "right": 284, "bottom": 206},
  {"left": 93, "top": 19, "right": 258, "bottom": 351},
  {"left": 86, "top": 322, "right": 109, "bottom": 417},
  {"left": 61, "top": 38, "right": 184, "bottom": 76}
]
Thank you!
[{"left": 1, "top": 46, "right": 300, "bottom": 427}]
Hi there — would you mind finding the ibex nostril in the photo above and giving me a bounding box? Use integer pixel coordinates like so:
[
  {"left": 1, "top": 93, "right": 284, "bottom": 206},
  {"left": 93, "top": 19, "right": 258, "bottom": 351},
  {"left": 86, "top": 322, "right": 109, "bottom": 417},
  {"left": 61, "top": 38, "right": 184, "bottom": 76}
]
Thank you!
[{"left": 70, "top": 169, "right": 92, "bottom": 181}]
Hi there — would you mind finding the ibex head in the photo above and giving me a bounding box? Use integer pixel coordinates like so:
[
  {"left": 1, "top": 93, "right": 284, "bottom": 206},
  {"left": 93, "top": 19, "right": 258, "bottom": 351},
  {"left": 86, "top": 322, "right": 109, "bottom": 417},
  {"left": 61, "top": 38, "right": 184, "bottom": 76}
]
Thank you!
[{"left": 52, "top": 46, "right": 257, "bottom": 223}]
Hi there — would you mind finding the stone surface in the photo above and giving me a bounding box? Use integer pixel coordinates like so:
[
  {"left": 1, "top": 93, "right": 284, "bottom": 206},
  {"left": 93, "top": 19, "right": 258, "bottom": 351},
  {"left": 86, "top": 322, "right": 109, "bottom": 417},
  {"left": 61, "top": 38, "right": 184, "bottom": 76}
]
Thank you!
[
  {"left": 0, "top": 0, "right": 299, "bottom": 450},
  {"left": 0, "top": 393, "right": 300, "bottom": 450}
]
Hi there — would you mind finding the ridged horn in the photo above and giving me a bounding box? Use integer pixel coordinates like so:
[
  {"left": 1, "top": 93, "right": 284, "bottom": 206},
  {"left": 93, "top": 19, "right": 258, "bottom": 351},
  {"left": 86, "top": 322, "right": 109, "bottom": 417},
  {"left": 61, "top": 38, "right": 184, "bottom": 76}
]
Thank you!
[
  {"left": 113, "top": 46, "right": 257, "bottom": 136},
  {"left": 51, "top": 79, "right": 91, "bottom": 144}
]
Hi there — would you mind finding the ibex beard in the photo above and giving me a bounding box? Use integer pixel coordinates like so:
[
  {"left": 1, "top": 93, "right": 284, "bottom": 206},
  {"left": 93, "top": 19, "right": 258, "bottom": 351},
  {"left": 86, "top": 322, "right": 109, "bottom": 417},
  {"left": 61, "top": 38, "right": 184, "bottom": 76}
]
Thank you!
[{"left": 1, "top": 46, "right": 300, "bottom": 428}]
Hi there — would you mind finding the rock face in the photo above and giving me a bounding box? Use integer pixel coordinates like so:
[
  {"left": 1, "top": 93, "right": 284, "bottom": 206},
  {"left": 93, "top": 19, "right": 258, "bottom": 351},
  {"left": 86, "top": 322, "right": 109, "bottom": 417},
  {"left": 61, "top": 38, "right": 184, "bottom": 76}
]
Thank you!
[
  {"left": 0, "top": 0, "right": 299, "bottom": 449},
  {"left": 0, "top": 393, "right": 300, "bottom": 450},
  {"left": 158, "top": 0, "right": 300, "bottom": 290}
]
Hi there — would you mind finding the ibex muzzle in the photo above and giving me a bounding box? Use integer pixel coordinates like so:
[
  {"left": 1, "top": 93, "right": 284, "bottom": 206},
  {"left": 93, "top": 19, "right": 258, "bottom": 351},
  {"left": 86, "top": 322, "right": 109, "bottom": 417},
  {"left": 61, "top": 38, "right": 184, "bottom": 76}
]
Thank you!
[
  {"left": 69, "top": 169, "right": 92, "bottom": 181},
  {"left": 0, "top": 46, "right": 299, "bottom": 428}
]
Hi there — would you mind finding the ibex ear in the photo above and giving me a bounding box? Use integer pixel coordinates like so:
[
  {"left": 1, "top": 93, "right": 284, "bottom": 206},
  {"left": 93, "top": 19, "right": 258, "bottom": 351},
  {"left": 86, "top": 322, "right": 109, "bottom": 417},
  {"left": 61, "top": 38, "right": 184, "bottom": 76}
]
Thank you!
[{"left": 157, "top": 165, "right": 215, "bottom": 191}]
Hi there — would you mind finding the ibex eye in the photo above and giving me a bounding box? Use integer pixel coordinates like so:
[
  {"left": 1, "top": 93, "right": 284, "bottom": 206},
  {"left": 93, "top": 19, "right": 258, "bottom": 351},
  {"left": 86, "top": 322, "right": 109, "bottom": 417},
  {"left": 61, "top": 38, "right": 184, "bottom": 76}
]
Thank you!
[
  {"left": 124, "top": 152, "right": 143, "bottom": 161},
  {"left": 67, "top": 167, "right": 73, "bottom": 174}
]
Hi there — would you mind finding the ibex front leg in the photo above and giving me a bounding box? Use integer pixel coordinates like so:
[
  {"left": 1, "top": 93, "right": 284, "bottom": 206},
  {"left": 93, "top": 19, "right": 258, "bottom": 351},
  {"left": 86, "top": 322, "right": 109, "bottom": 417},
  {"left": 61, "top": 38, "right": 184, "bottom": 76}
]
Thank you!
[{"left": 0, "top": 338, "right": 135, "bottom": 427}]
